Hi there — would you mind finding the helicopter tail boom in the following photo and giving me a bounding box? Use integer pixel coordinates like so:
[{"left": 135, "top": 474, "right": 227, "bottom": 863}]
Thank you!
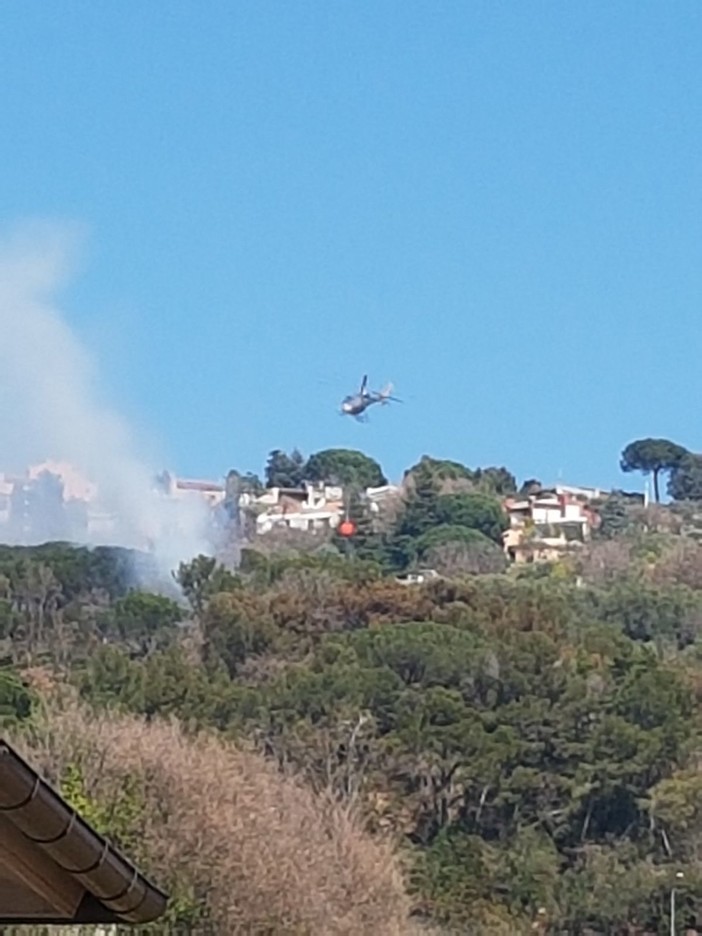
[{"left": 378, "top": 383, "right": 402, "bottom": 404}]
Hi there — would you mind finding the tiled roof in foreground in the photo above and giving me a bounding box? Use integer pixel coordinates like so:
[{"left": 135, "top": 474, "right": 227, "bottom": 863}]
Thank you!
[{"left": 0, "top": 740, "right": 168, "bottom": 925}]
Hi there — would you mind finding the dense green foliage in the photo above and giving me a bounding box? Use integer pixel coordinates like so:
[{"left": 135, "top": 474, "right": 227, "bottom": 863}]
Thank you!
[
  {"left": 305, "top": 448, "right": 387, "bottom": 489},
  {"left": 6, "top": 532, "right": 702, "bottom": 931},
  {"left": 264, "top": 447, "right": 307, "bottom": 487},
  {"left": 11, "top": 443, "right": 702, "bottom": 932},
  {"left": 670, "top": 453, "right": 702, "bottom": 502},
  {"left": 61, "top": 553, "right": 702, "bottom": 932},
  {"left": 319, "top": 455, "right": 513, "bottom": 578},
  {"left": 263, "top": 446, "right": 387, "bottom": 490},
  {"left": 405, "top": 456, "right": 517, "bottom": 496},
  {"left": 0, "top": 664, "right": 34, "bottom": 726}
]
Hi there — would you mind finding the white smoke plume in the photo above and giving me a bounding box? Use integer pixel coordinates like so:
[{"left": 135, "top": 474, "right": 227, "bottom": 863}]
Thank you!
[{"left": 0, "top": 220, "right": 215, "bottom": 579}]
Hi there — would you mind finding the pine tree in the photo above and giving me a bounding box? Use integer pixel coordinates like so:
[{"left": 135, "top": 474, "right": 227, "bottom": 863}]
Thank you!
[{"left": 395, "top": 465, "right": 440, "bottom": 538}]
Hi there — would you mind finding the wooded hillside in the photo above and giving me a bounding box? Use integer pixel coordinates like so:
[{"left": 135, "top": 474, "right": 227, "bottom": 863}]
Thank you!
[{"left": 5, "top": 443, "right": 702, "bottom": 932}]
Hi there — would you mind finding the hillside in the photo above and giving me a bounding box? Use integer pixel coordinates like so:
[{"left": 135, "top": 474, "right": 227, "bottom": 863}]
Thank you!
[{"left": 4, "top": 444, "right": 702, "bottom": 932}]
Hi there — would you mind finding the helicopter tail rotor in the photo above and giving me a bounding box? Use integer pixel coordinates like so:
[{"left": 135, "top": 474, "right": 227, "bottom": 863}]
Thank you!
[{"left": 379, "top": 383, "right": 402, "bottom": 404}]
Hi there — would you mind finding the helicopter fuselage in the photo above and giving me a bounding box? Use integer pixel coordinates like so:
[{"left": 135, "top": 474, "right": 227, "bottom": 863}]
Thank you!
[
  {"left": 340, "top": 376, "right": 400, "bottom": 419},
  {"left": 341, "top": 392, "right": 375, "bottom": 416}
]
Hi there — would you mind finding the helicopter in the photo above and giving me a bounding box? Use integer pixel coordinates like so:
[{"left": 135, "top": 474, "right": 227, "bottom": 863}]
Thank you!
[{"left": 340, "top": 375, "right": 402, "bottom": 420}]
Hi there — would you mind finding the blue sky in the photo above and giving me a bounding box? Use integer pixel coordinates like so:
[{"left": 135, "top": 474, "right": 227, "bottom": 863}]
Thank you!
[{"left": 2, "top": 1, "right": 701, "bottom": 489}]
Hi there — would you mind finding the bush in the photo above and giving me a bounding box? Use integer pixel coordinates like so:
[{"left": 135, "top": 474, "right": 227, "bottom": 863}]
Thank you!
[{"left": 11, "top": 698, "right": 413, "bottom": 935}]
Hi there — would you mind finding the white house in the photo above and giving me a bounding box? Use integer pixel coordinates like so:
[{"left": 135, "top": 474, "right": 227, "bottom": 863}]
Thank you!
[
  {"left": 503, "top": 487, "right": 601, "bottom": 563},
  {"left": 253, "top": 483, "right": 344, "bottom": 534},
  {"left": 363, "top": 484, "right": 401, "bottom": 514}
]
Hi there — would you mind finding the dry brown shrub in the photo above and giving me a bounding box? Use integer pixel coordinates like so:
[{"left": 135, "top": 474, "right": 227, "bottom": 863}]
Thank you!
[
  {"left": 425, "top": 541, "right": 507, "bottom": 577},
  {"left": 265, "top": 577, "right": 436, "bottom": 637},
  {"left": 329, "top": 579, "right": 437, "bottom": 629},
  {"left": 272, "top": 566, "right": 343, "bottom": 607},
  {"left": 636, "top": 504, "right": 685, "bottom": 535},
  {"left": 253, "top": 526, "right": 334, "bottom": 556},
  {"left": 650, "top": 538, "right": 702, "bottom": 589},
  {"left": 575, "top": 539, "right": 634, "bottom": 584},
  {"left": 10, "top": 699, "right": 412, "bottom": 935}
]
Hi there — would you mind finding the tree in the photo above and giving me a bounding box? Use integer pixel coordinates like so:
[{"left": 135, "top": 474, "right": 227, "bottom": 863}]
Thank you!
[
  {"left": 304, "top": 449, "right": 386, "bottom": 489},
  {"left": 0, "top": 665, "right": 34, "bottom": 726},
  {"left": 669, "top": 453, "right": 702, "bottom": 502},
  {"left": 242, "top": 471, "right": 264, "bottom": 495},
  {"left": 425, "top": 539, "right": 508, "bottom": 577},
  {"left": 106, "top": 590, "right": 183, "bottom": 657},
  {"left": 395, "top": 467, "right": 441, "bottom": 538},
  {"left": 595, "top": 492, "right": 638, "bottom": 539},
  {"left": 620, "top": 438, "right": 688, "bottom": 502},
  {"left": 395, "top": 477, "right": 508, "bottom": 553},
  {"left": 415, "top": 524, "right": 495, "bottom": 556},
  {"left": 175, "top": 555, "right": 218, "bottom": 615},
  {"left": 329, "top": 491, "right": 410, "bottom": 572},
  {"left": 519, "top": 478, "right": 543, "bottom": 496},
  {"left": 264, "top": 449, "right": 306, "bottom": 488},
  {"left": 417, "top": 528, "right": 508, "bottom": 575},
  {"left": 472, "top": 467, "right": 517, "bottom": 496},
  {"left": 201, "top": 591, "right": 276, "bottom": 676},
  {"left": 434, "top": 493, "right": 508, "bottom": 544},
  {"left": 225, "top": 469, "right": 263, "bottom": 498},
  {"left": 403, "top": 458, "right": 516, "bottom": 497},
  {"left": 404, "top": 456, "right": 475, "bottom": 484},
  {"left": 175, "top": 555, "right": 239, "bottom": 616}
]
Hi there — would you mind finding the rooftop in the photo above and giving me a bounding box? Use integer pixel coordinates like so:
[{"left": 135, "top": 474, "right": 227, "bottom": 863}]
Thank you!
[{"left": 0, "top": 740, "right": 168, "bottom": 926}]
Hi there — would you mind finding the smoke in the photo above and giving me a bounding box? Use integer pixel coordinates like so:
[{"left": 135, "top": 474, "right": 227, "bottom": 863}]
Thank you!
[{"left": 0, "top": 221, "right": 215, "bottom": 580}]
